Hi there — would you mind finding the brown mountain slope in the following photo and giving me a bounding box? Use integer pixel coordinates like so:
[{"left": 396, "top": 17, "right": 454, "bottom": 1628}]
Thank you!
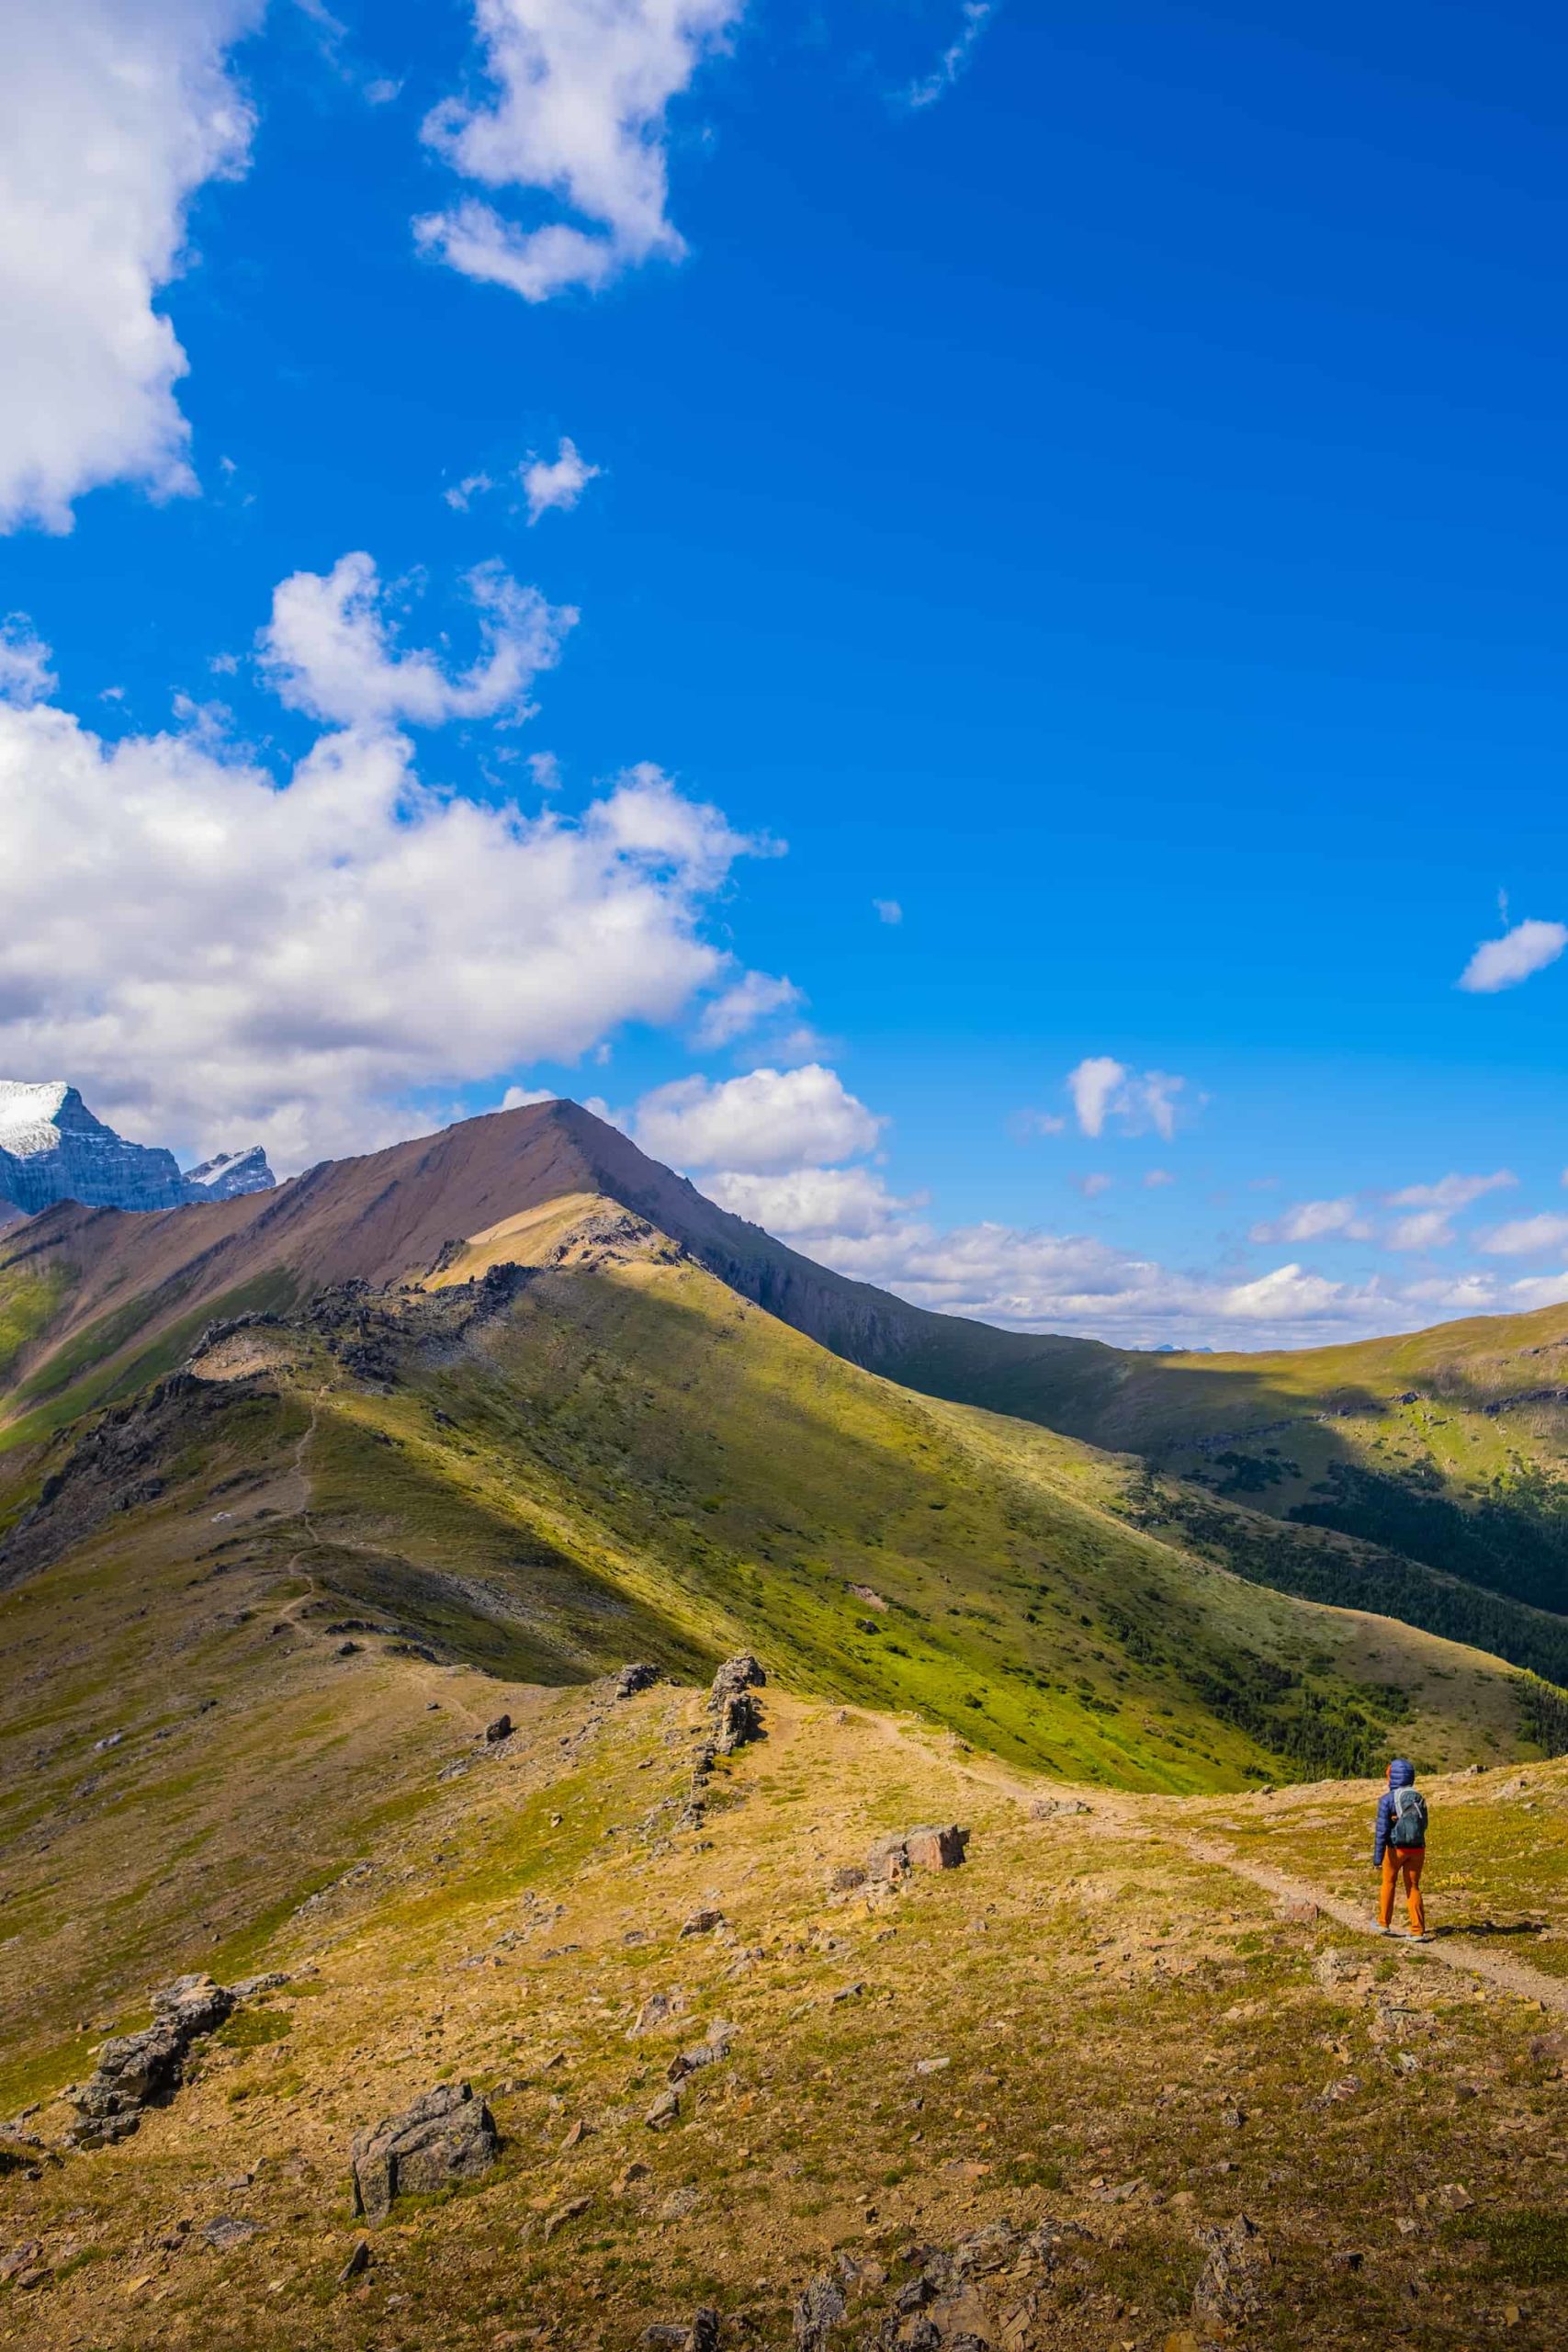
[{"left": 0, "top": 1098, "right": 1113, "bottom": 1428}]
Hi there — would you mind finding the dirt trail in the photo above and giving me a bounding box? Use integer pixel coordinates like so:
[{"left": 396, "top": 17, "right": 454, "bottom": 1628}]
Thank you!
[
  {"left": 1169, "top": 1826, "right": 1568, "bottom": 2012},
  {"left": 874, "top": 1716, "right": 1568, "bottom": 2016}
]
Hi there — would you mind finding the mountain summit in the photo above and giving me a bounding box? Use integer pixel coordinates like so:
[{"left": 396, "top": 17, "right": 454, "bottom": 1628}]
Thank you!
[{"left": 0, "top": 1080, "right": 274, "bottom": 1218}]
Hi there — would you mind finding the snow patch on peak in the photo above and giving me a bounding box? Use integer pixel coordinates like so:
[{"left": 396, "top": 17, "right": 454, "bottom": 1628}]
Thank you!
[
  {"left": 0, "top": 1080, "right": 81, "bottom": 1154},
  {"left": 182, "top": 1146, "right": 276, "bottom": 1201}
]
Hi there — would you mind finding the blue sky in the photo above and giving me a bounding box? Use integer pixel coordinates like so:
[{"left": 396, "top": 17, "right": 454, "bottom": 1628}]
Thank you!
[{"left": 4, "top": 0, "right": 1568, "bottom": 1345}]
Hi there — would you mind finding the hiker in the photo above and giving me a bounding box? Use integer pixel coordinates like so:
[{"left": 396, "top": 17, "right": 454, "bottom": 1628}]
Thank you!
[{"left": 1373, "top": 1757, "right": 1429, "bottom": 1939}]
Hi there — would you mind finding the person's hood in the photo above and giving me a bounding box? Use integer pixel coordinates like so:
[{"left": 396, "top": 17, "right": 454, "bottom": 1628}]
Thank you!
[{"left": 1388, "top": 1758, "right": 1416, "bottom": 1788}]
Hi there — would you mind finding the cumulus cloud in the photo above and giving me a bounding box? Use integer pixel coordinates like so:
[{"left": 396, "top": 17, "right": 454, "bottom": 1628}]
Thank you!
[
  {"left": 874, "top": 898, "right": 902, "bottom": 925},
  {"left": 259, "top": 553, "right": 575, "bottom": 729},
  {"left": 523, "top": 435, "right": 602, "bottom": 522},
  {"left": 1064, "top": 1056, "right": 1187, "bottom": 1141},
  {"left": 1075, "top": 1172, "right": 1113, "bottom": 1199},
  {"left": 1, "top": 0, "right": 260, "bottom": 533},
  {"left": 1480, "top": 1213, "right": 1568, "bottom": 1259},
  {"left": 701, "top": 1164, "right": 918, "bottom": 1241},
  {"left": 416, "top": 0, "right": 742, "bottom": 304},
  {"left": 694, "top": 970, "right": 804, "bottom": 1048},
  {"left": 0, "top": 684, "right": 761, "bottom": 1170},
  {"left": 634, "top": 1063, "right": 883, "bottom": 1174},
  {"left": 1248, "top": 1197, "right": 1373, "bottom": 1246},
  {"left": 1458, "top": 918, "right": 1568, "bottom": 994},
  {"left": 0, "top": 616, "right": 56, "bottom": 707},
  {"left": 905, "top": 1, "right": 994, "bottom": 110}
]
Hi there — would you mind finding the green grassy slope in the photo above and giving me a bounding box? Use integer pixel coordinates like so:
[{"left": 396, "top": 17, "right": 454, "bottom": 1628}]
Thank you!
[
  {"left": 6, "top": 1682, "right": 1568, "bottom": 2352},
  {"left": 3, "top": 1198, "right": 1562, "bottom": 2110}
]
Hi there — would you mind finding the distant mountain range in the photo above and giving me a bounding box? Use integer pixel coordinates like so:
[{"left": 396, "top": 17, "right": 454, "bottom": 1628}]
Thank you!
[{"left": 0, "top": 1080, "right": 274, "bottom": 1219}]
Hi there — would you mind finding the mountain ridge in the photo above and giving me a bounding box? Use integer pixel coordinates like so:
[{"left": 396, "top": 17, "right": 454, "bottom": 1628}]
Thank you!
[{"left": 5, "top": 1094, "right": 1568, "bottom": 1700}]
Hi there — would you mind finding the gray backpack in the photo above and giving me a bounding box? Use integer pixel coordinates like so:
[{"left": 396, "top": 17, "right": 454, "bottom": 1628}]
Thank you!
[{"left": 1388, "top": 1786, "right": 1427, "bottom": 1848}]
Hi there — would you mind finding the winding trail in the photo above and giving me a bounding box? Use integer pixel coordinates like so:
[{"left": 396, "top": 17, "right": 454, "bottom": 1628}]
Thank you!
[{"left": 1172, "top": 1827, "right": 1568, "bottom": 2013}]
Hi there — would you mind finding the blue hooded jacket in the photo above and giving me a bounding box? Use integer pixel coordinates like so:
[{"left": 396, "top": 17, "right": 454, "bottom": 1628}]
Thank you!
[{"left": 1373, "top": 1758, "right": 1422, "bottom": 1865}]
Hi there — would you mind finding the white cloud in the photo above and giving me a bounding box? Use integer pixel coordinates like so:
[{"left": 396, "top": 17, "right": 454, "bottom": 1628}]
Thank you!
[
  {"left": 1218, "top": 1263, "right": 1352, "bottom": 1322},
  {"left": 0, "top": 684, "right": 762, "bottom": 1170},
  {"left": 445, "top": 470, "right": 496, "bottom": 511},
  {"left": 523, "top": 435, "right": 602, "bottom": 523},
  {"left": 1, "top": 0, "right": 260, "bottom": 533},
  {"left": 634, "top": 1063, "right": 883, "bottom": 1174},
  {"left": 1458, "top": 918, "right": 1568, "bottom": 994},
  {"left": 1064, "top": 1055, "right": 1187, "bottom": 1141},
  {"left": 1075, "top": 1172, "right": 1113, "bottom": 1199},
  {"left": 1386, "top": 1170, "right": 1516, "bottom": 1212},
  {"left": 700, "top": 1164, "right": 918, "bottom": 1241},
  {"left": 501, "top": 1084, "right": 558, "bottom": 1109},
  {"left": 1248, "top": 1197, "right": 1373, "bottom": 1246},
  {"left": 0, "top": 617, "right": 56, "bottom": 707},
  {"left": 1144, "top": 1168, "right": 1174, "bottom": 1189},
  {"left": 259, "top": 553, "right": 575, "bottom": 729},
  {"left": 694, "top": 970, "right": 803, "bottom": 1048},
  {"left": 1480, "top": 1213, "right": 1568, "bottom": 1259},
  {"left": 874, "top": 898, "right": 902, "bottom": 925},
  {"left": 1383, "top": 1209, "right": 1459, "bottom": 1253},
  {"left": 416, "top": 0, "right": 743, "bottom": 304},
  {"left": 905, "top": 1, "right": 994, "bottom": 110}
]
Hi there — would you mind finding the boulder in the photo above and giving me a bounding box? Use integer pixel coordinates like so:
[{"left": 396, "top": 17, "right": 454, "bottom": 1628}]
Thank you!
[
  {"left": 615, "top": 1663, "right": 660, "bottom": 1699},
  {"left": 906, "top": 1825, "right": 968, "bottom": 1871},
  {"left": 484, "top": 1713, "right": 513, "bottom": 1744},
  {"left": 865, "top": 1825, "right": 969, "bottom": 1882},
  {"left": 793, "top": 2273, "right": 847, "bottom": 2349},
  {"left": 350, "top": 2082, "right": 499, "bottom": 2222}
]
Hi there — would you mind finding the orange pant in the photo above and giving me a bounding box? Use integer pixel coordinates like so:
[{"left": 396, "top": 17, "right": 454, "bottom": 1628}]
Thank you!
[{"left": 1380, "top": 1845, "right": 1426, "bottom": 1934}]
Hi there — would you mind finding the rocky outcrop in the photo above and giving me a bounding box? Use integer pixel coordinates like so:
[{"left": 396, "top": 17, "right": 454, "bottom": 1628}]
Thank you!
[
  {"left": 350, "top": 2083, "right": 499, "bottom": 2222},
  {"left": 65, "top": 1974, "right": 236, "bottom": 2147},
  {"left": 0, "top": 1080, "right": 274, "bottom": 1217},
  {"left": 708, "top": 1653, "right": 765, "bottom": 1753}
]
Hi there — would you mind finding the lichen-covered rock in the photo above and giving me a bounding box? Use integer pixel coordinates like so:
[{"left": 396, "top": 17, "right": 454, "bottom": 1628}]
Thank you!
[
  {"left": 1193, "top": 2212, "right": 1269, "bottom": 2324},
  {"left": 350, "top": 2082, "right": 499, "bottom": 2222}
]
